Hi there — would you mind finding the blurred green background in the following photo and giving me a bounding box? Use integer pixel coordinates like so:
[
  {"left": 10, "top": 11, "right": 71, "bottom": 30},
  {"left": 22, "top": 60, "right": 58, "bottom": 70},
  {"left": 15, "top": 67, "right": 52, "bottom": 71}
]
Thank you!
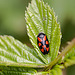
[{"left": 0, "top": 0, "right": 75, "bottom": 75}]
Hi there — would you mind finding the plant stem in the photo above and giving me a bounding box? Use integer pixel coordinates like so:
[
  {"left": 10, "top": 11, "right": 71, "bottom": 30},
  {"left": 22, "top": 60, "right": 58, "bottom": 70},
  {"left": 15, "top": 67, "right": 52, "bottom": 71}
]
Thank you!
[{"left": 45, "top": 38, "right": 75, "bottom": 71}]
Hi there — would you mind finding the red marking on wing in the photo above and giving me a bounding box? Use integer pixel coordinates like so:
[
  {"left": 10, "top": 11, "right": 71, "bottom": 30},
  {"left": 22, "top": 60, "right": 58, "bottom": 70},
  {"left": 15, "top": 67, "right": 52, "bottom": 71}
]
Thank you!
[
  {"left": 38, "top": 43, "right": 41, "bottom": 46},
  {"left": 46, "top": 47, "right": 49, "bottom": 51},
  {"left": 46, "top": 41, "right": 49, "bottom": 44},
  {"left": 42, "top": 45, "right": 46, "bottom": 49},
  {"left": 41, "top": 49, "right": 44, "bottom": 52},
  {"left": 43, "top": 35, "right": 46, "bottom": 41},
  {"left": 38, "top": 37, "right": 42, "bottom": 42}
]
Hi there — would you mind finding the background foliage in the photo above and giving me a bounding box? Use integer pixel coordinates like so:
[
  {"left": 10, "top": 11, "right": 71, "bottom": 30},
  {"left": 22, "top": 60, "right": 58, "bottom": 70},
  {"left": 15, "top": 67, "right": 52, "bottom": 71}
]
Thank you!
[{"left": 0, "top": 0, "right": 75, "bottom": 75}]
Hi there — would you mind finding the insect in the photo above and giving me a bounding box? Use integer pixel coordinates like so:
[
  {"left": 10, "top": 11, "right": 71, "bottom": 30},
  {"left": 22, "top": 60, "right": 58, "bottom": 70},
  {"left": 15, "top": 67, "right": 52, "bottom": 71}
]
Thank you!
[{"left": 37, "top": 33, "right": 49, "bottom": 55}]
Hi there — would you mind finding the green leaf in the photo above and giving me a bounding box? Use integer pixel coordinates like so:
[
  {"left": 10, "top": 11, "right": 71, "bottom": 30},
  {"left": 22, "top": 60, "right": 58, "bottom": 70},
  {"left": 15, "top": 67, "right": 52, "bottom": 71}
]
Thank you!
[
  {"left": 25, "top": 0, "right": 61, "bottom": 64},
  {"left": 0, "top": 35, "right": 45, "bottom": 67},
  {"left": 49, "top": 65, "right": 63, "bottom": 75},
  {"left": 63, "top": 39, "right": 75, "bottom": 67},
  {"left": 0, "top": 66, "right": 37, "bottom": 75},
  {"left": 0, "top": 65, "right": 63, "bottom": 75}
]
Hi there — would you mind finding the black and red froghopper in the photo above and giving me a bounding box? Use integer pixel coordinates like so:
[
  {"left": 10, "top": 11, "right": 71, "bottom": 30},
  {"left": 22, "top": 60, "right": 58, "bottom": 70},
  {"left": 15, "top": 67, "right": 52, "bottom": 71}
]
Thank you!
[{"left": 37, "top": 33, "right": 49, "bottom": 55}]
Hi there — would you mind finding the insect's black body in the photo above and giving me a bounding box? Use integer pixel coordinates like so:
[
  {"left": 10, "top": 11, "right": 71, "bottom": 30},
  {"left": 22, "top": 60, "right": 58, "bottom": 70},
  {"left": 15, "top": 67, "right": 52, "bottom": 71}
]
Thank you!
[{"left": 37, "top": 33, "right": 49, "bottom": 55}]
